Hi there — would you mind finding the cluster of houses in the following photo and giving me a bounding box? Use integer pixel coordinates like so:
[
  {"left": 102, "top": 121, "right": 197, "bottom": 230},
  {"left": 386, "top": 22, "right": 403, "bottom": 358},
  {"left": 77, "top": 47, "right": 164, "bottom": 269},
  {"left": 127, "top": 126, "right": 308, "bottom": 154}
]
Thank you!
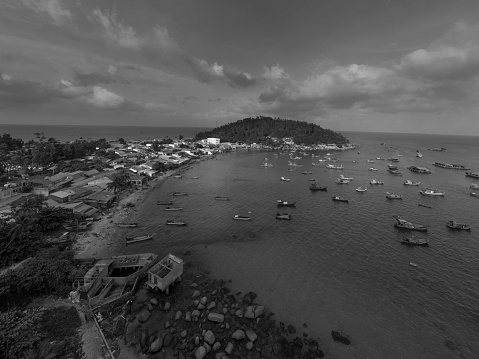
[{"left": 0, "top": 137, "right": 225, "bottom": 219}]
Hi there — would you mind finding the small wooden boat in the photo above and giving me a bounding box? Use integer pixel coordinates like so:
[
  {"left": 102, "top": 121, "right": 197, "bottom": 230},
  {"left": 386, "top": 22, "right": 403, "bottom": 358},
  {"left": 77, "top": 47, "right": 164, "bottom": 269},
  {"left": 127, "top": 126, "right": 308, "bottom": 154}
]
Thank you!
[
  {"left": 370, "top": 179, "right": 384, "bottom": 185},
  {"left": 277, "top": 200, "right": 296, "bottom": 207},
  {"left": 409, "top": 262, "right": 418, "bottom": 267},
  {"left": 276, "top": 213, "right": 291, "bottom": 220},
  {"left": 394, "top": 218, "right": 427, "bottom": 231},
  {"left": 332, "top": 196, "right": 348, "bottom": 203},
  {"left": 233, "top": 215, "right": 251, "bottom": 221},
  {"left": 401, "top": 236, "right": 428, "bottom": 246},
  {"left": 386, "top": 192, "right": 402, "bottom": 199},
  {"left": 418, "top": 203, "right": 432, "bottom": 208},
  {"left": 420, "top": 188, "right": 444, "bottom": 196},
  {"left": 157, "top": 201, "right": 174, "bottom": 205},
  {"left": 470, "top": 183, "right": 479, "bottom": 189},
  {"left": 356, "top": 186, "right": 367, "bottom": 192},
  {"left": 335, "top": 178, "right": 350, "bottom": 184},
  {"left": 280, "top": 177, "right": 291, "bottom": 182},
  {"left": 309, "top": 178, "right": 316, "bottom": 181},
  {"left": 191, "top": 176, "right": 199, "bottom": 179},
  {"left": 164, "top": 207, "right": 183, "bottom": 211},
  {"left": 404, "top": 179, "right": 421, "bottom": 186},
  {"left": 446, "top": 221, "right": 471, "bottom": 230},
  {"left": 172, "top": 175, "right": 182, "bottom": 179},
  {"left": 368, "top": 167, "right": 378, "bottom": 171},
  {"left": 173, "top": 192, "right": 188, "bottom": 196},
  {"left": 126, "top": 234, "right": 154, "bottom": 244},
  {"left": 310, "top": 184, "right": 327, "bottom": 191},
  {"left": 470, "top": 192, "right": 479, "bottom": 198},
  {"left": 117, "top": 222, "right": 138, "bottom": 228},
  {"left": 166, "top": 220, "right": 187, "bottom": 226},
  {"left": 215, "top": 196, "right": 230, "bottom": 201}
]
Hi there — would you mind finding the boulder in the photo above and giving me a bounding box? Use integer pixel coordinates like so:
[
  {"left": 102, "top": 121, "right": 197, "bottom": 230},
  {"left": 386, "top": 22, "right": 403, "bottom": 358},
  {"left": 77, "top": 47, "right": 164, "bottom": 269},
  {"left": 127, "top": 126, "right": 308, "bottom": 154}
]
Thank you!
[
  {"left": 245, "top": 329, "right": 257, "bottom": 343},
  {"left": 246, "top": 341, "right": 254, "bottom": 350},
  {"left": 192, "top": 290, "right": 201, "bottom": 298},
  {"left": 197, "top": 303, "right": 205, "bottom": 310},
  {"left": 195, "top": 346, "right": 206, "bottom": 359},
  {"left": 192, "top": 310, "right": 201, "bottom": 318},
  {"left": 204, "top": 342, "right": 211, "bottom": 353},
  {"left": 235, "top": 309, "right": 244, "bottom": 317},
  {"left": 163, "top": 333, "right": 173, "bottom": 347},
  {"left": 164, "top": 321, "right": 171, "bottom": 329},
  {"left": 164, "top": 302, "right": 171, "bottom": 311},
  {"left": 225, "top": 342, "right": 234, "bottom": 354},
  {"left": 207, "top": 312, "right": 224, "bottom": 323},
  {"left": 181, "top": 330, "right": 187, "bottom": 338},
  {"left": 254, "top": 306, "right": 265, "bottom": 318},
  {"left": 138, "top": 309, "right": 151, "bottom": 323},
  {"left": 207, "top": 301, "right": 216, "bottom": 310},
  {"left": 200, "top": 296, "right": 207, "bottom": 305},
  {"left": 213, "top": 342, "right": 221, "bottom": 351},
  {"left": 232, "top": 329, "right": 245, "bottom": 340},
  {"left": 190, "top": 283, "right": 198, "bottom": 288},
  {"left": 215, "top": 353, "right": 226, "bottom": 359},
  {"left": 175, "top": 310, "right": 182, "bottom": 321},
  {"left": 244, "top": 306, "right": 255, "bottom": 319},
  {"left": 204, "top": 330, "right": 215, "bottom": 345},
  {"left": 185, "top": 311, "right": 192, "bottom": 321},
  {"left": 150, "top": 297, "right": 158, "bottom": 305},
  {"left": 150, "top": 336, "right": 163, "bottom": 353}
]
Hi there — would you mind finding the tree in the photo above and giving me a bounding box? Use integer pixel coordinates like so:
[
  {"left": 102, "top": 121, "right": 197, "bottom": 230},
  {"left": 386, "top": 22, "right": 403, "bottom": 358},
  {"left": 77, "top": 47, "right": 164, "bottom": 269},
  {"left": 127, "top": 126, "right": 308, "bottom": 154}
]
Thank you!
[{"left": 107, "top": 170, "right": 131, "bottom": 193}]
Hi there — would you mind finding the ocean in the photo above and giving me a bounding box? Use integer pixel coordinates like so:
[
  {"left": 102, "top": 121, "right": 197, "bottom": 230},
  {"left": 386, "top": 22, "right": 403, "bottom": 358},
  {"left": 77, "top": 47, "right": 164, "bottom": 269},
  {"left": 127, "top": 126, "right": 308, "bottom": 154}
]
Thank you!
[
  {"left": 109, "top": 131, "right": 478, "bottom": 359},
  {"left": 10, "top": 125, "right": 478, "bottom": 358},
  {"left": 0, "top": 124, "right": 211, "bottom": 142}
]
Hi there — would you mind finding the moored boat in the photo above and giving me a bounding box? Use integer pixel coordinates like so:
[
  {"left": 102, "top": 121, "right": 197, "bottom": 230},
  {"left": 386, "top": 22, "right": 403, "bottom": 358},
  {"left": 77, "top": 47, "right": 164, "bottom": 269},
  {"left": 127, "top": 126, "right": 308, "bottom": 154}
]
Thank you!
[
  {"left": 126, "top": 234, "right": 154, "bottom": 244},
  {"left": 191, "top": 176, "right": 199, "bottom": 179},
  {"left": 446, "top": 221, "right": 471, "bottom": 231},
  {"left": 332, "top": 196, "right": 348, "bottom": 202},
  {"left": 370, "top": 179, "right": 384, "bottom": 185},
  {"left": 335, "top": 178, "right": 350, "bottom": 184},
  {"left": 164, "top": 207, "right": 183, "bottom": 211},
  {"left": 280, "top": 176, "right": 291, "bottom": 182},
  {"left": 404, "top": 180, "right": 420, "bottom": 186},
  {"left": 420, "top": 188, "right": 445, "bottom": 196},
  {"left": 310, "top": 183, "right": 327, "bottom": 191},
  {"left": 471, "top": 192, "right": 479, "bottom": 198},
  {"left": 368, "top": 167, "right": 378, "bottom": 171},
  {"left": 339, "top": 174, "right": 353, "bottom": 181},
  {"left": 418, "top": 203, "right": 432, "bottom": 208},
  {"left": 356, "top": 186, "right": 367, "bottom": 192},
  {"left": 276, "top": 213, "right": 291, "bottom": 220},
  {"left": 157, "top": 200, "right": 174, "bottom": 205},
  {"left": 326, "top": 164, "right": 344, "bottom": 170},
  {"left": 470, "top": 183, "right": 479, "bottom": 189},
  {"left": 166, "top": 220, "right": 187, "bottom": 226},
  {"left": 416, "top": 150, "right": 423, "bottom": 158},
  {"left": 233, "top": 215, "right": 251, "bottom": 221},
  {"left": 394, "top": 217, "right": 427, "bottom": 231},
  {"left": 215, "top": 196, "right": 230, "bottom": 201},
  {"left": 408, "top": 166, "right": 431, "bottom": 174},
  {"left": 172, "top": 175, "right": 182, "bottom": 179},
  {"left": 386, "top": 192, "right": 402, "bottom": 199},
  {"left": 433, "top": 162, "right": 470, "bottom": 170},
  {"left": 466, "top": 172, "right": 479, "bottom": 179},
  {"left": 172, "top": 192, "right": 188, "bottom": 196},
  {"left": 366, "top": 159, "right": 375, "bottom": 163},
  {"left": 117, "top": 222, "right": 138, "bottom": 228},
  {"left": 401, "top": 236, "right": 428, "bottom": 246},
  {"left": 277, "top": 200, "right": 296, "bottom": 207}
]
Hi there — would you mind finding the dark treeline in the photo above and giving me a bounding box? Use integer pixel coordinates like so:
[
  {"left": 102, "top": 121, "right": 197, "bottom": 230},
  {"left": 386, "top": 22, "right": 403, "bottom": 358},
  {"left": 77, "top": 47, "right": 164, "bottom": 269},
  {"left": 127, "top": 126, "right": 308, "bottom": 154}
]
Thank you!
[{"left": 195, "top": 116, "right": 349, "bottom": 145}]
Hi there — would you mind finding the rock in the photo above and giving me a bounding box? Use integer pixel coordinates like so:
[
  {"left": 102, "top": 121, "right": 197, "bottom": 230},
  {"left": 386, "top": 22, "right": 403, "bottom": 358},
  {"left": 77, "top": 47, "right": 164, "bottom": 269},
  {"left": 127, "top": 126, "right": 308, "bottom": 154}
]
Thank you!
[
  {"left": 185, "top": 311, "right": 192, "bottom": 321},
  {"left": 140, "top": 331, "right": 148, "bottom": 348},
  {"left": 197, "top": 303, "right": 205, "bottom": 310},
  {"left": 175, "top": 310, "right": 182, "bottom": 321},
  {"left": 138, "top": 309, "right": 151, "bottom": 323},
  {"left": 208, "top": 312, "right": 224, "bottom": 323},
  {"left": 211, "top": 289, "right": 217, "bottom": 295},
  {"left": 150, "top": 298, "right": 158, "bottom": 305},
  {"left": 235, "top": 309, "right": 244, "bottom": 317},
  {"left": 200, "top": 296, "right": 207, "bottom": 305},
  {"left": 150, "top": 336, "right": 163, "bottom": 353},
  {"left": 164, "top": 302, "right": 171, "bottom": 311},
  {"left": 287, "top": 325, "right": 296, "bottom": 334},
  {"left": 331, "top": 330, "right": 350, "bottom": 345},
  {"left": 244, "top": 306, "right": 255, "bottom": 319},
  {"left": 195, "top": 346, "right": 206, "bottom": 359},
  {"left": 181, "top": 330, "right": 187, "bottom": 338},
  {"left": 213, "top": 342, "right": 221, "bottom": 351},
  {"left": 215, "top": 353, "right": 226, "bottom": 359},
  {"left": 163, "top": 333, "right": 173, "bottom": 347},
  {"left": 164, "top": 320, "right": 171, "bottom": 329},
  {"left": 245, "top": 329, "right": 257, "bottom": 343},
  {"left": 192, "top": 290, "right": 201, "bottom": 298},
  {"left": 204, "top": 342, "right": 211, "bottom": 353},
  {"left": 246, "top": 341, "right": 254, "bottom": 350},
  {"left": 204, "top": 330, "right": 215, "bottom": 345},
  {"left": 254, "top": 306, "right": 264, "bottom": 318},
  {"left": 232, "top": 329, "right": 245, "bottom": 340},
  {"left": 225, "top": 342, "right": 234, "bottom": 354},
  {"left": 192, "top": 310, "right": 201, "bottom": 318},
  {"left": 147, "top": 303, "right": 153, "bottom": 311},
  {"left": 207, "top": 301, "right": 216, "bottom": 310},
  {"left": 190, "top": 283, "right": 198, "bottom": 288}
]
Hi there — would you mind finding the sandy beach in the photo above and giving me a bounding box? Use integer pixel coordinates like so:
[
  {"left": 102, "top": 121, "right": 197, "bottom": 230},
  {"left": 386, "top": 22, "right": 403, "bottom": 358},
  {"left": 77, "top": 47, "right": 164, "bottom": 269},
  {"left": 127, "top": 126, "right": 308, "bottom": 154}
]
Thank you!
[{"left": 74, "top": 170, "right": 177, "bottom": 259}]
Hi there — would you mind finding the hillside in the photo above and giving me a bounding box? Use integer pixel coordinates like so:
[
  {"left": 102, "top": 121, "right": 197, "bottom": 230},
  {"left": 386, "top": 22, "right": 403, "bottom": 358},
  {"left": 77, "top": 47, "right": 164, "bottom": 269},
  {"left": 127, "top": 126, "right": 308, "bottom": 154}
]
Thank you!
[{"left": 194, "top": 117, "right": 349, "bottom": 145}]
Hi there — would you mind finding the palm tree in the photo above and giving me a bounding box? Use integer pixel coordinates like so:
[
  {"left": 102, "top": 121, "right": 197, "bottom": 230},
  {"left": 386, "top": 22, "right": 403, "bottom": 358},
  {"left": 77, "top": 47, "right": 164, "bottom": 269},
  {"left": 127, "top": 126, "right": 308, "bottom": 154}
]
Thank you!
[{"left": 107, "top": 170, "right": 131, "bottom": 193}]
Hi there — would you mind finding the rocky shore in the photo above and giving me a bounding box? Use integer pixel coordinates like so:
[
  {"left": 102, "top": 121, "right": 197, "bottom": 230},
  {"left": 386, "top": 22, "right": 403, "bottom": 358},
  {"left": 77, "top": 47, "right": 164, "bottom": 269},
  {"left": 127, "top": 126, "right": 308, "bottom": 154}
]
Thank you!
[{"left": 97, "top": 262, "right": 326, "bottom": 359}]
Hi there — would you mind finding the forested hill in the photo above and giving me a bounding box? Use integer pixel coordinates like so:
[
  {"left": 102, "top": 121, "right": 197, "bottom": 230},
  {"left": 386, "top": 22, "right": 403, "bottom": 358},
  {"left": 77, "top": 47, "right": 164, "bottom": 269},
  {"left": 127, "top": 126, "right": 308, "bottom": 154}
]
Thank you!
[{"left": 195, "top": 117, "right": 349, "bottom": 145}]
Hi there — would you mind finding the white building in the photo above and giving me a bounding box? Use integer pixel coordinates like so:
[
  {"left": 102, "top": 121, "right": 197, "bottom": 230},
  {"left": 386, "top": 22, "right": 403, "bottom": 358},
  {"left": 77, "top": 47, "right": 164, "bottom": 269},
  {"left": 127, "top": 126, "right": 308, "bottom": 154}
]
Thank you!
[{"left": 207, "top": 138, "right": 220, "bottom": 145}]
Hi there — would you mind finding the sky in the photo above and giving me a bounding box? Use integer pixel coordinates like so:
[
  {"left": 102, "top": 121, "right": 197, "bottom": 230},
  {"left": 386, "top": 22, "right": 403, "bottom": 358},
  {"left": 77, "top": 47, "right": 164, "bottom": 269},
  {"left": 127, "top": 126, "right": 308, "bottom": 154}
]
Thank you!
[{"left": 1, "top": 0, "right": 479, "bottom": 135}]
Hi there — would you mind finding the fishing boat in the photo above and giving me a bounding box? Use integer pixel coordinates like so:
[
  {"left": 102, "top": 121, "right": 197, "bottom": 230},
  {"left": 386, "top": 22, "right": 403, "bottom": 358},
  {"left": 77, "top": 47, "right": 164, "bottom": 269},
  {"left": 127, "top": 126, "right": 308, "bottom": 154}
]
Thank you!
[
  {"left": 394, "top": 217, "right": 427, "bottom": 231},
  {"left": 280, "top": 177, "right": 291, "bottom": 182},
  {"left": 387, "top": 166, "right": 402, "bottom": 175},
  {"left": 233, "top": 215, "right": 251, "bottom": 221},
  {"left": 157, "top": 201, "right": 174, "bottom": 205},
  {"left": 471, "top": 192, "right": 479, "bottom": 198},
  {"left": 370, "top": 179, "right": 384, "bottom": 185},
  {"left": 470, "top": 183, "right": 479, "bottom": 189},
  {"left": 446, "top": 221, "right": 471, "bottom": 231},
  {"left": 335, "top": 178, "right": 350, "bottom": 184},
  {"left": 418, "top": 203, "right": 432, "bottom": 208},
  {"left": 420, "top": 188, "right": 445, "bottom": 196},
  {"left": 409, "top": 262, "right": 418, "bottom": 267},
  {"left": 117, "top": 222, "right": 138, "bottom": 228},
  {"left": 172, "top": 192, "right": 188, "bottom": 196},
  {"left": 404, "top": 180, "right": 420, "bottom": 186},
  {"left": 277, "top": 200, "right": 296, "bottom": 207},
  {"left": 386, "top": 192, "right": 402, "bottom": 199},
  {"left": 339, "top": 174, "right": 353, "bottom": 181},
  {"left": 466, "top": 172, "right": 479, "bottom": 179},
  {"left": 164, "top": 207, "right": 183, "bottom": 211},
  {"left": 310, "top": 183, "right": 327, "bottom": 191},
  {"left": 166, "top": 220, "right": 187, "bottom": 226},
  {"left": 276, "top": 213, "right": 291, "bottom": 220},
  {"left": 126, "top": 234, "right": 154, "bottom": 244},
  {"left": 356, "top": 186, "right": 368, "bottom": 192},
  {"left": 408, "top": 166, "right": 431, "bottom": 174},
  {"left": 433, "top": 162, "right": 470, "bottom": 170},
  {"left": 401, "top": 236, "right": 428, "bottom": 246},
  {"left": 332, "top": 196, "right": 348, "bottom": 203},
  {"left": 368, "top": 167, "right": 378, "bottom": 171},
  {"left": 215, "top": 196, "right": 230, "bottom": 201}
]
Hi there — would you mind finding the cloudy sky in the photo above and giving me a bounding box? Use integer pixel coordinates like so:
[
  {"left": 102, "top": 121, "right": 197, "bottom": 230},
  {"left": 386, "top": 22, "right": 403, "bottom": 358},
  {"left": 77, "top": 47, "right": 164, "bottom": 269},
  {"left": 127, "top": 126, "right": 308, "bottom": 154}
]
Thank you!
[{"left": 1, "top": 0, "right": 479, "bottom": 135}]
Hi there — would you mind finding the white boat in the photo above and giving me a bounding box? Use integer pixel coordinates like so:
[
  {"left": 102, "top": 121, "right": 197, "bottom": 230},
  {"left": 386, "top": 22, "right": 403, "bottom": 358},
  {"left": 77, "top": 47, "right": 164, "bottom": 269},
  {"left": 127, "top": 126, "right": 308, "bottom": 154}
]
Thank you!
[
  {"left": 366, "top": 159, "right": 375, "bottom": 163},
  {"left": 409, "top": 262, "right": 418, "bottom": 267},
  {"left": 339, "top": 174, "right": 353, "bottom": 181},
  {"left": 404, "top": 180, "right": 420, "bottom": 186},
  {"left": 416, "top": 150, "right": 423, "bottom": 158},
  {"left": 420, "top": 188, "right": 445, "bottom": 196},
  {"left": 386, "top": 192, "right": 403, "bottom": 199},
  {"left": 368, "top": 167, "right": 378, "bottom": 171},
  {"left": 326, "top": 164, "right": 343, "bottom": 170},
  {"left": 470, "top": 183, "right": 479, "bottom": 189},
  {"left": 233, "top": 215, "right": 252, "bottom": 221},
  {"left": 370, "top": 179, "right": 384, "bottom": 185},
  {"left": 280, "top": 177, "right": 291, "bottom": 182},
  {"left": 335, "top": 178, "right": 350, "bottom": 184},
  {"left": 356, "top": 186, "right": 368, "bottom": 192}
]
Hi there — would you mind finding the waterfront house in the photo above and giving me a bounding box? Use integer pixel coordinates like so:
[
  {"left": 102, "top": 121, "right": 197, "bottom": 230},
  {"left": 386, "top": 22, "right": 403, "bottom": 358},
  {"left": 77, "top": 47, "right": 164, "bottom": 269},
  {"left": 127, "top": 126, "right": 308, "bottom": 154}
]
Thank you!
[
  {"left": 146, "top": 254, "right": 183, "bottom": 294},
  {"left": 129, "top": 175, "right": 147, "bottom": 187},
  {"left": 48, "top": 189, "right": 76, "bottom": 204},
  {"left": 83, "top": 190, "right": 116, "bottom": 209}
]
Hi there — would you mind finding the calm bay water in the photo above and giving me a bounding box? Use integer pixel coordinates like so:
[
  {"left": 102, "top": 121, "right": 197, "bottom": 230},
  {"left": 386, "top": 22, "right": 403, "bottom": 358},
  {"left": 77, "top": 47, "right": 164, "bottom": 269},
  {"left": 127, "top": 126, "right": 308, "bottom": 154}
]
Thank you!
[{"left": 0, "top": 124, "right": 211, "bottom": 141}]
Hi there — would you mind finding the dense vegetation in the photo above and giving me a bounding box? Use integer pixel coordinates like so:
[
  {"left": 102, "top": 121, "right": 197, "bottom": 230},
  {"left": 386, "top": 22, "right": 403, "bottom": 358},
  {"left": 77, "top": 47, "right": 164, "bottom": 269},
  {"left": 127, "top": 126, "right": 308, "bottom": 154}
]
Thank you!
[{"left": 195, "top": 116, "right": 349, "bottom": 145}]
